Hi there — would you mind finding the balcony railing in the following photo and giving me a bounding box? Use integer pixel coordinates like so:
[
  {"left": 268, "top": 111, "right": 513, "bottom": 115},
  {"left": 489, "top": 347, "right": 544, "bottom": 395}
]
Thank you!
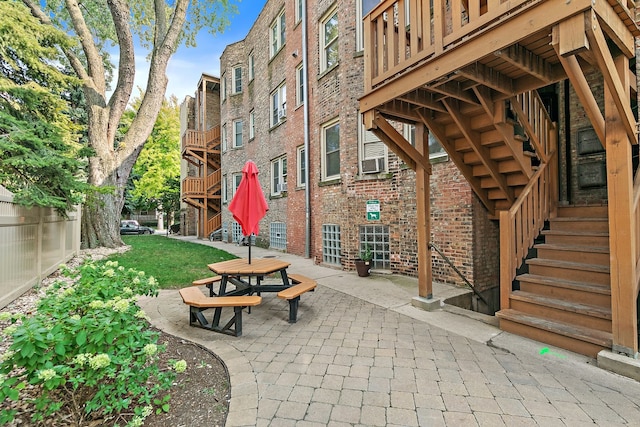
[
  {"left": 182, "top": 126, "right": 221, "bottom": 153},
  {"left": 363, "top": 0, "right": 636, "bottom": 92},
  {"left": 182, "top": 177, "right": 204, "bottom": 197}
]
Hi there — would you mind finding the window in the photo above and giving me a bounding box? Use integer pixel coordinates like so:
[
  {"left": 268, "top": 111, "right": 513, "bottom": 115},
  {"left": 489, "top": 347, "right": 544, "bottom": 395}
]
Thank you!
[
  {"left": 249, "top": 110, "right": 255, "bottom": 140},
  {"left": 271, "top": 155, "right": 287, "bottom": 196},
  {"left": 248, "top": 53, "right": 254, "bottom": 82},
  {"left": 360, "top": 225, "right": 390, "bottom": 269},
  {"left": 222, "top": 174, "right": 228, "bottom": 203},
  {"left": 297, "top": 145, "right": 306, "bottom": 187},
  {"left": 221, "top": 124, "right": 227, "bottom": 152},
  {"left": 295, "top": 0, "right": 303, "bottom": 24},
  {"left": 232, "top": 173, "right": 242, "bottom": 196},
  {"left": 232, "top": 120, "right": 243, "bottom": 148},
  {"left": 356, "top": 0, "right": 381, "bottom": 51},
  {"left": 404, "top": 124, "right": 448, "bottom": 160},
  {"left": 295, "top": 63, "right": 304, "bottom": 106},
  {"left": 270, "top": 222, "right": 287, "bottom": 250},
  {"left": 270, "top": 82, "right": 287, "bottom": 127},
  {"left": 359, "top": 112, "right": 387, "bottom": 174},
  {"left": 221, "top": 74, "right": 226, "bottom": 101},
  {"left": 232, "top": 66, "right": 242, "bottom": 94},
  {"left": 322, "top": 224, "right": 341, "bottom": 265},
  {"left": 270, "top": 9, "right": 286, "bottom": 57},
  {"left": 320, "top": 7, "right": 338, "bottom": 72},
  {"left": 322, "top": 119, "right": 340, "bottom": 180}
]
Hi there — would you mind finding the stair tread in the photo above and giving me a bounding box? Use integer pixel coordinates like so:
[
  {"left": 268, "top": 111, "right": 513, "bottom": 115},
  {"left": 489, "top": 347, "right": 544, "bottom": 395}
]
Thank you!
[
  {"left": 542, "top": 229, "right": 609, "bottom": 237},
  {"left": 550, "top": 217, "right": 607, "bottom": 222},
  {"left": 496, "top": 309, "right": 613, "bottom": 347},
  {"left": 526, "top": 258, "right": 610, "bottom": 273},
  {"left": 534, "top": 243, "right": 609, "bottom": 254},
  {"left": 511, "top": 291, "right": 611, "bottom": 319},
  {"left": 516, "top": 273, "right": 611, "bottom": 294}
]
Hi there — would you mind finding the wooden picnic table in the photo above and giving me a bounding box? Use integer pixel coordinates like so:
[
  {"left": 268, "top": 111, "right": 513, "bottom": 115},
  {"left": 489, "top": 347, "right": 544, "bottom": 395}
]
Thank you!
[{"left": 207, "top": 257, "right": 293, "bottom": 326}]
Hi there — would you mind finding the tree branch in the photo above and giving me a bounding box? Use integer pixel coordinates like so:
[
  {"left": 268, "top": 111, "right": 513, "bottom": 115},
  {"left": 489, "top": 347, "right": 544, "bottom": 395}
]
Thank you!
[
  {"left": 21, "top": 0, "right": 90, "bottom": 83},
  {"left": 63, "top": 0, "right": 106, "bottom": 93},
  {"left": 105, "top": 0, "right": 135, "bottom": 144}
]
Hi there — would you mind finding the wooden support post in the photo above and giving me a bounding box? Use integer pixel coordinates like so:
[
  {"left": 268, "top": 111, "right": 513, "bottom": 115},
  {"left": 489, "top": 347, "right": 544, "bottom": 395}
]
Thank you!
[
  {"left": 415, "top": 124, "right": 433, "bottom": 298},
  {"left": 605, "top": 54, "right": 638, "bottom": 357}
]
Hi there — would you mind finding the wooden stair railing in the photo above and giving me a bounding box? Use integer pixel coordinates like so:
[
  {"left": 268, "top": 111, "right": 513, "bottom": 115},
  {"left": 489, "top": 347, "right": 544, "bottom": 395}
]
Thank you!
[{"left": 499, "top": 92, "right": 558, "bottom": 310}]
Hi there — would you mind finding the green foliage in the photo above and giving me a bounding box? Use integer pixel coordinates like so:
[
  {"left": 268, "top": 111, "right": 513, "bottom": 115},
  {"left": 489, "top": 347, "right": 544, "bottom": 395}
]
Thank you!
[
  {"left": 360, "top": 244, "right": 373, "bottom": 262},
  {"left": 124, "top": 96, "right": 181, "bottom": 215},
  {"left": 0, "top": 260, "right": 185, "bottom": 426},
  {"left": 0, "top": 0, "right": 89, "bottom": 215},
  {"left": 110, "top": 235, "right": 237, "bottom": 288}
]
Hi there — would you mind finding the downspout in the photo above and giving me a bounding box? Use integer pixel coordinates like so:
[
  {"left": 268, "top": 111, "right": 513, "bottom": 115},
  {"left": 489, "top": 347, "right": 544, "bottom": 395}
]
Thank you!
[{"left": 302, "top": 0, "right": 311, "bottom": 258}]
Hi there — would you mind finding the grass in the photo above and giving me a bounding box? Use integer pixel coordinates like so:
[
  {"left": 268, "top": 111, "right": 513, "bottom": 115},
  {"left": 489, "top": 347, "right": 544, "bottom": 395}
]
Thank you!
[{"left": 106, "top": 235, "right": 237, "bottom": 288}]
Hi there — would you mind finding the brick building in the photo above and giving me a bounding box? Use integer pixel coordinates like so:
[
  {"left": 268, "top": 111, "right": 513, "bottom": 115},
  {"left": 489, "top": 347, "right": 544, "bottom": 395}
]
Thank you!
[{"left": 216, "top": 0, "right": 500, "bottom": 294}]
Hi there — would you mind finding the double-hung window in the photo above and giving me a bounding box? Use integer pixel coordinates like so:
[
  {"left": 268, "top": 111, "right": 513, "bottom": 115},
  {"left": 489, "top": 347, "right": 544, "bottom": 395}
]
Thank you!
[
  {"left": 295, "top": 63, "right": 304, "bottom": 106},
  {"left": 270, "top": 9, "right": 286, "bottom": 57},
  {"left": 248, "top": 53, "right": 254, "bottom": 82},
  {"left": 297, "top": 146, "right": 306, "bottom": 187},
  {"left": 356, "top": 0, "right": 381, "bottom": 51},
  {"left": 249, "top": 110, "right": 255, "bottom": 140},
  {"left": 232, "top": 120, "right": 243, "bottom": 148},
  {"left": 322, "top": 119, "right": 340, "bottom": 181},
  {"left": 232, "top": 66, "right": 242, "bottom": 94},
  {"left": 270, "top": 82, "right": 286, "bottom": 127},
  {"left": 232, "top": 173, "right": 242, "bottom": 197},
  {"left": 221, "top": 74, "right": 227, "bottom": 102},
  {"left": 295, "top": 0, "right": 303, "bottom": 24},
  {"left": 221, "top": 124, "right": 227, "bottom": 152},
  {"left": 271, "top": 155, "right": 288, "bottom": 196},
  {"left": 359, "top": 112, "right": 387, "bottom": 174},
  {"left": 320, "top": 7, "right": 338, "bottom": 73}
]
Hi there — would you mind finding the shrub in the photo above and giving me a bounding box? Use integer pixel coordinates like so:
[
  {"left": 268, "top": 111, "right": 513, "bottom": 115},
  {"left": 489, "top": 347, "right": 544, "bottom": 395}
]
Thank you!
[{"left": 0, "top": 260, "right": 185, "bottom": 426}]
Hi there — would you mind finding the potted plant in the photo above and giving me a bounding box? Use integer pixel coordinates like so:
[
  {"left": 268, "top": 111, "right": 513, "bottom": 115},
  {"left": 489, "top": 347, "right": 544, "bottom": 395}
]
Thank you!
[{"left": 355, "top": 244, "right": 373, "bottom": 277}]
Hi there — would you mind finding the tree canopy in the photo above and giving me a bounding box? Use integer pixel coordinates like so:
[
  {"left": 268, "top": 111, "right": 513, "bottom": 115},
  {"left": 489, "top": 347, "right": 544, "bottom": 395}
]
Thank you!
[
  {"left": 17, "top": 0, "right": 234, "bottom": 248},
  {"left": 0, "top": 1, "right": 90, "bottom": 215}
]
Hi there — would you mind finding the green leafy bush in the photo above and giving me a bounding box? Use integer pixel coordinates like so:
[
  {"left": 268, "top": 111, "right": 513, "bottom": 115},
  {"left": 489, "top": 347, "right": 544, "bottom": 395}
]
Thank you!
[{"left": 0, "top": 260, "right": 186, "bottom": 426}]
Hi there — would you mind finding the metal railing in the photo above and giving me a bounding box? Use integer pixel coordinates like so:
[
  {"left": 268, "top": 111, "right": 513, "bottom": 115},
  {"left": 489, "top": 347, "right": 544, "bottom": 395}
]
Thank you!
[{"left": 429, "top": 242, "right": 492, "bottom": 311}]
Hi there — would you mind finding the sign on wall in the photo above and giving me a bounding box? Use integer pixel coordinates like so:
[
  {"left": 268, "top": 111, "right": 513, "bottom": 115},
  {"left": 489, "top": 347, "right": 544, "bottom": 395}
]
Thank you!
[{"left": 366, "top": 199, "right": 380, "bottom": 221}]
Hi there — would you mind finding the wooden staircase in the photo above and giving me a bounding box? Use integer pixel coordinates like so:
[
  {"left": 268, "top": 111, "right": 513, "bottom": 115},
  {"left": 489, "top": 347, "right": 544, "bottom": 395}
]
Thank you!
[{"left": 497, "top": 205, "right": 612, "bottom": 357}]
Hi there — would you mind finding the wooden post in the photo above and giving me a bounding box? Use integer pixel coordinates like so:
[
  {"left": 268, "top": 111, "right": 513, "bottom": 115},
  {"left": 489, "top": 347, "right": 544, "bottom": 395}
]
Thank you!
[
  {"left": 605, "top": 54, "right": 638, "bottom": 356},
  {"left": 415, "top": 124, "right": 432, "bottom": 298}
]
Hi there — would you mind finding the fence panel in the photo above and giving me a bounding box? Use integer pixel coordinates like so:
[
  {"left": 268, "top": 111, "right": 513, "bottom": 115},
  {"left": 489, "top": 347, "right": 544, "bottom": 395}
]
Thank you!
[{"left": 0, "top": 187, "right": 81, "bottom": 308}]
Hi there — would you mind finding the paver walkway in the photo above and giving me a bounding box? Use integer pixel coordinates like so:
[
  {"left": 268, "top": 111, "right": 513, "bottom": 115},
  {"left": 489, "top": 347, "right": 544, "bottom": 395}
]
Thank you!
[{"left": 138, "top": 238, "right": 640, "bottom": 426}]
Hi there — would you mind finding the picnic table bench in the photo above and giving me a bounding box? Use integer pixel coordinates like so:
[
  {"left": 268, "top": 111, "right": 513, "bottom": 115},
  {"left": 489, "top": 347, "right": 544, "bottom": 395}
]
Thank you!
[
  {"left": 179, "top": 286, "right": 261, "bottom": 337},
  {"left": 192, "top": 275, "right": 222, "bottom": 296},
  {"left": 278, "top": 273, "right": 317, "bottom": 323}
]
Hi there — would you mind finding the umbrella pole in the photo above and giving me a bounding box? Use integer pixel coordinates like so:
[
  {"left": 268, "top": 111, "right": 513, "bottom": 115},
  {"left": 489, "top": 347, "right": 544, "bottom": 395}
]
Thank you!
[{"left": 248, "top": 235, "right": 252, "bottom": 264}]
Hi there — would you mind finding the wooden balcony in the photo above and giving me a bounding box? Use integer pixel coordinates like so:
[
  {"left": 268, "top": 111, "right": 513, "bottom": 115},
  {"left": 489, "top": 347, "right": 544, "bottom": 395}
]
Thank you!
[{"left": 361, "top": 0, "right": 637, "bottom": 119}]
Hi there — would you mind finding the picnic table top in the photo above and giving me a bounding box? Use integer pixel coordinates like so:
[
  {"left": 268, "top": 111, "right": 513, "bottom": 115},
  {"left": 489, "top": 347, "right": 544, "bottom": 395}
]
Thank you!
[{"left": 208, "top": 258, "right": 291, "bottom": 275}]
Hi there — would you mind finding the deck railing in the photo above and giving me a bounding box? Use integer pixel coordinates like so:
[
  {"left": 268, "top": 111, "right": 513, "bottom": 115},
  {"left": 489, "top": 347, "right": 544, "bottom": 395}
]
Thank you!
[
  {"left": 207, "top": 214, "right": 222, "bottom": 237},
  {"left": 364, "top": 0, "right": 532, "bottom": 91},
  {"left": 182, "top": 130, "right": 206, "bottom": 152},
  {"left": 206, "top": 169, "right": 221, "bottom": 193},
  {"left": 182, "top": 177, "right": 204, "bottom": 197},
  {"left": 499, "top": 92, "right": 557, "bottom": 309}
]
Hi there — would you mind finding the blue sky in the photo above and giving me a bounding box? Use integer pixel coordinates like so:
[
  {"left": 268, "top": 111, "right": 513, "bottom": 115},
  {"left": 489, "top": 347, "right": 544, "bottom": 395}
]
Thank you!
[{"left": 140, "top": 0, "right": 267, "bottom": 101}]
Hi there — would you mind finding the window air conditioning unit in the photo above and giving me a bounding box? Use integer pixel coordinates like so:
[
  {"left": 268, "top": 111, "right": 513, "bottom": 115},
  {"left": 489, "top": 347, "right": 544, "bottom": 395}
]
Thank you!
[
  {"left": 277, "top": 182, "right": 288, "bottom": 192},
  {"left": 278, "top": 108, "right": 286, "bottom": 120},
  {"left": 361, "top": 157, "right": 385, "bottom": 174}
]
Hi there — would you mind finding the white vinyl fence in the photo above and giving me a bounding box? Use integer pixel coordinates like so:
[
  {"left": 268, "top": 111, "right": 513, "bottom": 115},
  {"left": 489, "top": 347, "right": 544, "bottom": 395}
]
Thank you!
[{"left": 0, "top": 186, "right": 81, "bottom": 309}]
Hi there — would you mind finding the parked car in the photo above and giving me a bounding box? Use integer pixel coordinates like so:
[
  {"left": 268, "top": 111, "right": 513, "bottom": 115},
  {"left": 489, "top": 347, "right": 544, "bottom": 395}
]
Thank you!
[{"left": 120, "top": 220, "right": 154, "bottom": 235}]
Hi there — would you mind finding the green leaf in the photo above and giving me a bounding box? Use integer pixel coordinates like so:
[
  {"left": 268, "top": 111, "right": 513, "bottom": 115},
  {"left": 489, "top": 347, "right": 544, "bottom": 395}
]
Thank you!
[
  {"left": 76, "top": 331, "right": 87, "bottom": 346},
  {"left": 54, "top": 342, "right": 65, "bottom": 356}
]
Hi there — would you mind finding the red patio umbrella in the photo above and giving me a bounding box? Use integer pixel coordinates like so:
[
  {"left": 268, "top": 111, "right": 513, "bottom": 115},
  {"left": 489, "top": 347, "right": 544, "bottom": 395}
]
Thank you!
[{"left": 228, "top": 161, "right": 269, "bottom": 263}]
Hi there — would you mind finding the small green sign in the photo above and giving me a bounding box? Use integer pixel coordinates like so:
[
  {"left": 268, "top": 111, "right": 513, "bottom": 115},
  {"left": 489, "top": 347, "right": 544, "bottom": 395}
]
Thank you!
[{"left": 366, "top": 200, "right": 380, "bottom": 221}]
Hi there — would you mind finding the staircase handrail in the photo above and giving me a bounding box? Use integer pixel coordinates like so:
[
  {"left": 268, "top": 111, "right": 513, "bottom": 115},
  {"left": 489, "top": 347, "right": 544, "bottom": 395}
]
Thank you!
[
  {"left": 429, "top": 242, "right": 493, "bottom": 311},
  {"left": 499, "top": 147, "right": 557, "bottom": 310}
]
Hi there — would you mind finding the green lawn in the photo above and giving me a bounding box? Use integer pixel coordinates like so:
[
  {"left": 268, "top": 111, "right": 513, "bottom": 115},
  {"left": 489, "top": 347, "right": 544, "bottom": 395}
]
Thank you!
[{"left": 106, "top": 235, "right": 237, "bottom": 288}]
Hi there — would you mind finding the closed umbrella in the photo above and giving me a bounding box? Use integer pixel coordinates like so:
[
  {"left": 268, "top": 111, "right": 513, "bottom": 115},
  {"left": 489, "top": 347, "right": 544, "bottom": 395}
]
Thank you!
[{"left": 228, "top": 161, "right": 269, "bottom": 263}]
